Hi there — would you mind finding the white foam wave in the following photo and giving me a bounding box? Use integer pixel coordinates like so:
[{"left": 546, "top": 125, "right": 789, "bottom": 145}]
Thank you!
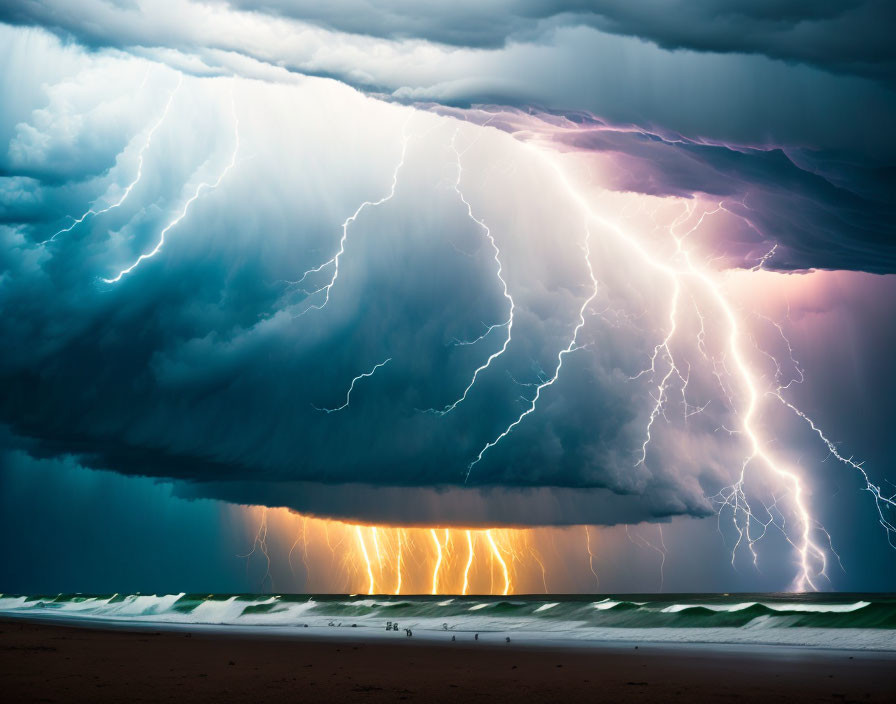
[
  {"left": 662, "top": 602, "right": 757, "bottom": 613},
  {"left": 593, "top": 600, "right": 620, "bottom": 610},
  {"left": 1, "top": 596, "right": 891, "bottom": 651},
  {"left": 661, "top": 601, "right": 870, "bottom": 614}
]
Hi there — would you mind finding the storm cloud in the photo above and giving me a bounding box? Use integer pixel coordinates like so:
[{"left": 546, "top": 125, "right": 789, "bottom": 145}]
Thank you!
[
  {"left": 0, "top": 2, "right": 894, "bottom": 559},
  {"left": 1, "top": 1, "right": 895, "bottom": 156},
  {"left": 224, "top": 1, "right": 896, "bottom": 82},
  {"left": 2, "top": 1, "right": 894, "bottom": 276},
  {"left": 0, "top": 33, "right": 753, "bottom": 524}
]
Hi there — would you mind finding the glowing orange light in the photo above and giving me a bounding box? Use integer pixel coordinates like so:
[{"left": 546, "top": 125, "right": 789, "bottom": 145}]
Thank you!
[
  {"left": 462, "top": 530, "right": 475, "bottom": 595},
  {"left": 486, "top": 530, "right": 511, "bottom": 596},
  {"left": 355, "top": 526, "right": 375, "bottom": 595}
]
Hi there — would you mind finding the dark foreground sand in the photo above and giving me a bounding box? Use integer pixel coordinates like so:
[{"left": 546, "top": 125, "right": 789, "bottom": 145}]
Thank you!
[{"left": 1, "top": 617, "right": 894, "bottom": 703}]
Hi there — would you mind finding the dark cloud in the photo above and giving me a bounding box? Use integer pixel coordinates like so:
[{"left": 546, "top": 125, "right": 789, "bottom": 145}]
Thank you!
[
  {"left": 0, "top": 57, "right": 730, "bottom": 526},
  {"left": 2, "top": 3, "right": 896, "bottom": 163},
  {"left": 11, "top": 35, "right": 808, "bottom": 530},
  {"left": 581, "top": 1, "right": 896, "bottom": 84},
  {"left": 0, "top": 18, "right": 893, "bottom": 552},
  {"left": 5, "top": 1, "right": 895, "bottom": 84},
  {"left": 547, "top": 118, "right": 896, "bottom": 273},
  {"left": 426, "top": 106, "right": 896, "bottom": 273},
  {"left": 171, "top": 479, "right": 707, "bottom": 527},
  {"left": 0, "top": 447, "right": 254, "bottom": 594},
  {"left": 223, "top": 1, "right": 896, "bottom": 83}
]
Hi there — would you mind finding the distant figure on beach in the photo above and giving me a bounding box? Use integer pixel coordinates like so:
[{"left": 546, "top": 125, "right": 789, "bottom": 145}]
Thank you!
[
  {"left": 451, "top": 635, "right": 456, "bottom": 641},
  {"left": 393, "top": 623, "right": 399, "bottom": 631},
  {"left": 474, "top": 633, "right": 479, "bottom": 641},
  {"left": 386, "top": 621, "right": 392, "bottom": 631},
  {"left": 506, "top": 637, "right": 511, "bottom": 643}
]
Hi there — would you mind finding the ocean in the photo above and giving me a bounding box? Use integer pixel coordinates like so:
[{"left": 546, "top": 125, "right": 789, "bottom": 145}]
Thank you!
[{"left": 2, "top": 593, "right": 894, "bottom": 651}]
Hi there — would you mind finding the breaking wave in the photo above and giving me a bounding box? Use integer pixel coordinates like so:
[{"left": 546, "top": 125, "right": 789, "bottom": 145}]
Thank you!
[{"left": 1, "top": 593, "right": 893, "bottom": 650}]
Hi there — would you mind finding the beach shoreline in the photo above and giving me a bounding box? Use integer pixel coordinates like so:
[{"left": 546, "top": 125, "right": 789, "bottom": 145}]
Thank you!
[
  {"left": 2, "top": 616, "right": 894, "bottom": 702},
  {"left": 2, "top": 608, "right": 896, "bottom": 657},
  {"left": 4, "top": 592, "right": 895, "bottom": 653}
]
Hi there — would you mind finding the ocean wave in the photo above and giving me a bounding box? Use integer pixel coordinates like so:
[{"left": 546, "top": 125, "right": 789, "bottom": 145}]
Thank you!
[{"left": 1, "top": 593, "right": 893, "bottom": 648}]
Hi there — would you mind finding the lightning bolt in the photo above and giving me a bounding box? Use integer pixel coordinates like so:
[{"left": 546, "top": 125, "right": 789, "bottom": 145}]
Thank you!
[
  {"left": 750, "top": 243, "right": 778, "bottom": 271},
  {"left": 355, "top": 526, "right": 375, "bottom": 595},
  {"left": 673, "top": 205, "right": 827, "bottom": 590},
  {"left": 371, "top": 526, "right": 383, "bottom": 578},
  {"left": 584, "top": 526, "right": 600, "bottom": 589},
  {"left": 771, "top": 393, "right": 896, "bottom": 548},
  {"left": 486, "top": 530, "right": 511, "bottom": 596},
  {"left": 312, "top": 357, "right": 391, "bottom": 413},
  {"left": 449, "top": 321, "right": 507, "bottom": 347},
  {"left": 746, "top": 305, "right": 895, "bottom": 548},
  {"left": 300, "top": 515, "right": 311, "bottom": 580},
  {"left": 515, "top": 147, "right": 829, "bottom": 590},
  {"left": 44, "top": 74, "right": 183, "bottom": 245},
  {"left": 529, "top": 543, "right": 550, "bottom": 593},
  {"left": 290, "top": 129, "right": 409, "bottom": 315},
  {"left": 630, "top": 277, "right": 683, "bottom": 467},
  {"left": 631, "top": 202, "right": 716, "bottom": 464},
  {"left": 394, "top": 529, "right": 404, "bottom": 595},
  {"left": 462, "top": 529, "right": 475, "bottom": 595},
  {"left": 668, "top": 200, "right": 894, "bottom": 581},
  {"left": 102, "top": 87, "right": 240, "bottom": 283},
  {"left": 753, "top": 310, "right": 804, "bottom": 390},
  {"left": 426, "top": 130, "right": 515, "bottom": 414},
  {"left": 465, "top": 214, "right": 598, "bottom": 481},
  {"left": 287, "top": 518, "right": 306, "bottom": 581},
  {"left": 240, "top": 507, "right": 273, "bottom": 592},
  {"left": 430, "top": 528, "right": 444, "bottom": 595},
  {"left": 625, "top": 524, "right": 667, "bottom": 591}
]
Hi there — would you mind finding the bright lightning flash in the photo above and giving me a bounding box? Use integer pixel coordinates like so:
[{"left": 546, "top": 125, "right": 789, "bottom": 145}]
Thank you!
[
  {"left": 465, "top": 212, "right": 598, "bottom": 481},
  {"left": 246, "top": 510, "right": 552, "bottom": 595},
  {"left": 426, "top": 129, "right": 515, "bottom": 414},
  {"left": 44, "top": 74, "right": 183, "bottom": 245},
  {"left": 102, "top": 87, "right": 240, "bottom": 283},
  {"left": 313, "top": 357, "right": 392, "bottom": 413},
  {"left": 461, "top": 141, "right": 839, "bottom": 590},
  {"left": 289, "top": 129, "right": 409, "bottom": 315}
]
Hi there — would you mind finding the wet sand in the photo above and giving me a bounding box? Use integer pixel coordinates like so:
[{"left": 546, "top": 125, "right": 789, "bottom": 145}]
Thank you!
[{"left": 1, "top": 617, "right": 894, "bottom": 703}]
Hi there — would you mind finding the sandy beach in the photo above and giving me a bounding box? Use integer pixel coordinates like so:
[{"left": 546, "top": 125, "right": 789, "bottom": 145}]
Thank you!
[{"left": 1, "top": 616, "right": 894, "bottom": 703}]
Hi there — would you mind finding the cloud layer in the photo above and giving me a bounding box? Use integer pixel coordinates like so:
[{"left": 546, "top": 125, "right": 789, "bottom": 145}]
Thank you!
[
  {"left": 225, "top": 1, "right": 896, "bottom": 82},
  {"left": 2, "top": 1, "right": 895, "bottom": 157},
  {"left": 0, "top": 10, "right": 893, "bottom": 541},
  {"left": 0, "top": 36, "right": 726, "bottom": 524}
]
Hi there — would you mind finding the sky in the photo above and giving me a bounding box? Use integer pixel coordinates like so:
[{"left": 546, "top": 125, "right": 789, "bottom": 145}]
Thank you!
[{"left": 0, "top": 1, "right": 894, "bottom": 594}]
